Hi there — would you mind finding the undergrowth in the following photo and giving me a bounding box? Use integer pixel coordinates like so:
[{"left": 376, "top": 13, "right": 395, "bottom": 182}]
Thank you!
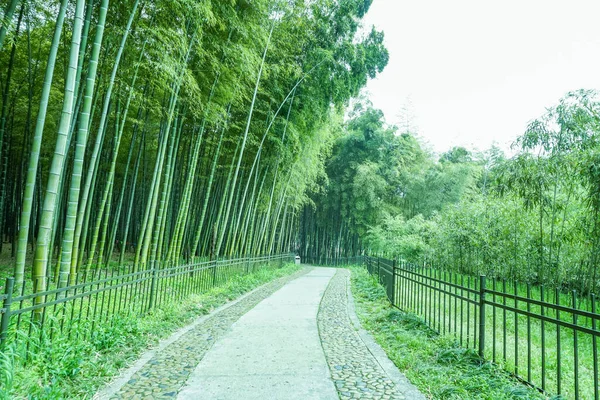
[
  {"left": 350, "top": 266, "right": 547, "bottom": 400},
  {"left": 0, "top": 263, "right": 300, "bottom": 399}
]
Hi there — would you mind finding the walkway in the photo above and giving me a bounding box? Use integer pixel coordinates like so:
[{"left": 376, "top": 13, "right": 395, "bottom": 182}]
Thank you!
[{"left": 98, "top": 267, "right": 424, "bottom": 400}]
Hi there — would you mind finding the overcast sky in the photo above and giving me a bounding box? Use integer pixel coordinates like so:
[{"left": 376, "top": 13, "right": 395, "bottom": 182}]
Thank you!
[{"left": 361, "top": 0, "right": 600, "bottom": 154}]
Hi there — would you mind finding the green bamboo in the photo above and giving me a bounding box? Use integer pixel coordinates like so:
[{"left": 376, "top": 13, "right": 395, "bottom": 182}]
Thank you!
[
  {"left": 212, "top": 141, "right": 241, "bottom": 257},
  {"left": 58, "top": 0, "right": 109, "bottom": 288},
  {"left": 153, "top": 114, "right": 182, "bottom": 262},
  {"left": 0, "top": 0, "right": 19, "bottom": 51},
  {"left": 86, "top": 40, "right": 146, "bottom": 270},
  {"left": 246, "top": 167, "right": 269, "bottom": 256},
  {"left": 0, "top": 4, "right": 23, "bottom": 256},
  {"left": 276, "top": 201, "right": 289, "bottom": 254},
  {"left": 268, "top": 172, "right": 293, "bottom": 254},
  {"left": 214, "top": 22, "right": 274, "bottom": 256},
  {"left": 77, "top": 108, "right": 109, "bottom": 269},
  {"left": 32, "top": 0, "right": 85, "bottom": 311},
  {"left": 72, "top": 0, "right": 140, "bottom": 272},
  {"left": 225, "top": 81, "right": 302, "bottom": 256},
  {"left": 191, "top": 110, "right": 228, "bottom": 255},
  {"left": 137, "top": 31, "right": 196, "bottom": 267},
  {"left": 119, "top": 131, "right": 144, "bottom": 265},
  {"left": 167, "top": 71, "right": 222, "bottom": 261},
  {"left": 236, "top": 152, "right": 262, "bottom": 256},
  {"left": 93, "top": 100, "right": 122, "bottom": 268},
  {"left": 134, "top": 119, "right": 167, "bottom": 267},
  {"left": 256, "top": 93, "right": 294, "bottom": 254},
  {"left": 11, "top": 0, "right": 57, "bottom": 286},
  {"left": 107, "top": 101, "right": 144, "bottom": 264}
]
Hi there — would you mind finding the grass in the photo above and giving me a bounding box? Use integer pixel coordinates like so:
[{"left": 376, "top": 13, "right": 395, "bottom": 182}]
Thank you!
[
  {"left": 389, "top": 267, "right": 599, "bottom": 399},
  {"left": 0, "top": 262, "right": 301, "bottom": 399},
  {"left": 350, "top": 265, "right": 545, "bottom": 400}
]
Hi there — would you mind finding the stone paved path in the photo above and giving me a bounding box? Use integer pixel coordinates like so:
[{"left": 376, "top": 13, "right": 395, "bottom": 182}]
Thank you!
[
  {"left": 98, "top": 267, "right": 311, "bottom": 399},
  {"left": 177, "top": 267, "right": 339, "bottom": 400},
  {"left": 318, "top": 269, "right": 426, "bottom": 400},
  {"left": 99, "top": 266, "right": 424, "bottom": 400}
]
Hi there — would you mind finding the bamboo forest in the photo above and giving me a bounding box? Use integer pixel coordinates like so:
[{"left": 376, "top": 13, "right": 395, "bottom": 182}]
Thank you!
[{"left": 0, "top": 0, "right": 599, "bottom": 399}]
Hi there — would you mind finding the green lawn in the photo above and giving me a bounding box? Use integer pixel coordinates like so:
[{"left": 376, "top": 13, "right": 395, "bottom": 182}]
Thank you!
[
  {"left": 388, "top": 266, "right": 598, "bottom": 399},
  {"left": 350, "top": 265, "right": 545, "bottom": 400},
  {"left": 0, "top": 262, "right": 301, "bottom": 399}
]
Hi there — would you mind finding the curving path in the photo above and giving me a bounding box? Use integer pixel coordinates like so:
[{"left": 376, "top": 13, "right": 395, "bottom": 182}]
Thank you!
[{"left": 98, "top": 267, "right": 424, "bottom": 400}]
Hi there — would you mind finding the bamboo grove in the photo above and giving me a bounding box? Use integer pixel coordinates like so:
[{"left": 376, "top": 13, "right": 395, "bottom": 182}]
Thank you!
[
  {"left": 305, "top": 93, "right": 600, "bottom": 294},
  {"left": 0, "top": 0, "right": 388, "bottom": 296}
]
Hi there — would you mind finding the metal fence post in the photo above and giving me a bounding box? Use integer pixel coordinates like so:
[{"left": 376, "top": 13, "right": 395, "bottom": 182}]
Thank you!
[
  {"left": 392, "top": 259, "right": 396, "bottom": 305},
  {"left": 478, "top": 275, "right": 486, "bottom": 358},
  {"left": 148, "top": 262, "right": 159, "bottom": 310},
  {"left": 0, "top": 277, "right": 14, "bottom": 347}
]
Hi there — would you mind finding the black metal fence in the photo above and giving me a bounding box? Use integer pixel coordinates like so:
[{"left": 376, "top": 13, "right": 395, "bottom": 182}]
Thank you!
[
  {"left": 365, "top": 256, "right": 600, "bottom": 400},
  {"left": 0, "top": 253, "right": 294, "bottom": 358}
]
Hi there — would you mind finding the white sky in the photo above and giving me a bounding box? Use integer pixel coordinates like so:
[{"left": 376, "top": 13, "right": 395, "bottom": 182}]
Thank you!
[{"left": 361, "top": 0, "right": 600, "bottom": 154}]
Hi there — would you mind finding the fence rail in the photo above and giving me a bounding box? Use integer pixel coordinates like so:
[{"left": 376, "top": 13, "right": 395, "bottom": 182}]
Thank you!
[
  {"left": 365, "top": 255, "right": 600, "bottom": 400},
  {"left": 0, "top": 253, "right": 294, "bottom": 358}
]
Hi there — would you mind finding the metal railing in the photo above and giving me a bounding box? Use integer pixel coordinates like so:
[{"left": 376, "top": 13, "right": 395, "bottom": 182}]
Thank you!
[
  {"left": 0, "top": 253, "right": 294, "bottom": 357},
  {"left": 365, "top": 255, "right": 600, "bottom": 400}
]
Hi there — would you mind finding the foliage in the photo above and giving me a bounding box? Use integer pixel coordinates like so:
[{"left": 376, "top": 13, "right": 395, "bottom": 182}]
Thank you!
[
  {"left": 350, "top": 266, "right": 542, "bottom": 400},
  {"left": 312, "top": 90, "right": 600, "bottom": 293},
  {"left": 0, "top": 0, "right": 387, "bottom": 392},
  {"left": 300, "top": 99, "right": 413, "bottom": 259},
  {"left": 1, "top": 263, "right": 301, "bottom": 399},
  {"left": 0, "top": 0, "right": 387, "bottom": 287}
]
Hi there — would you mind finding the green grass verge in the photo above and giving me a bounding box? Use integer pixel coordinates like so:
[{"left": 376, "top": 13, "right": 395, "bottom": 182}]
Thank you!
[
  {"left": 388, "top": 265, "right": 597, "bottom": 399},
  {"left": 350, "top": 265, "right": 545, "bottom": 400},
  {"left": 0, "top": 263, "right": 301, "bottom": 400}
]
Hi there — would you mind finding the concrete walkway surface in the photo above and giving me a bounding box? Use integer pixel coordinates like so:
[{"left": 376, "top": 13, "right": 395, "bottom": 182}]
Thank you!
[
  {"left": 177, "top": 267, "right": 338, "bottom": 400},
  {"left": 98, "top": 266, "right": 424, "bottom": 400}
]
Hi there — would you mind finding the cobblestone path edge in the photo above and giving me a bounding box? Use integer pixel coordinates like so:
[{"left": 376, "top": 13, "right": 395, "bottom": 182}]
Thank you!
[
  {"left": 96, "top": 267, "right": 312, "bottom": 400},
  {"left": 317, "top": 269, "right": 425, "bottom": 400},
  {"left": 345, "top": 270, "right": 426, "bottom": 400}
]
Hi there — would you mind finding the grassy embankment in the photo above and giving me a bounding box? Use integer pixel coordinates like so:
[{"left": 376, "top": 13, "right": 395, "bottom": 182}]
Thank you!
[
  {"left": 0, "top": 262, "right": 301, "bottom": 399},
  {"left": 351, "top": 265, "right": 545, "bottom": 400}
]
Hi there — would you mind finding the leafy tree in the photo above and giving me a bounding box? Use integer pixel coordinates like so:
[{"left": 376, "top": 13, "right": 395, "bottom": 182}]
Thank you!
[
  {"left": 0, "top": 0, "right": 388, "bottom": 301},
  {"left": 343, "top": 90, "right": 600, "bottom": 293}
]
